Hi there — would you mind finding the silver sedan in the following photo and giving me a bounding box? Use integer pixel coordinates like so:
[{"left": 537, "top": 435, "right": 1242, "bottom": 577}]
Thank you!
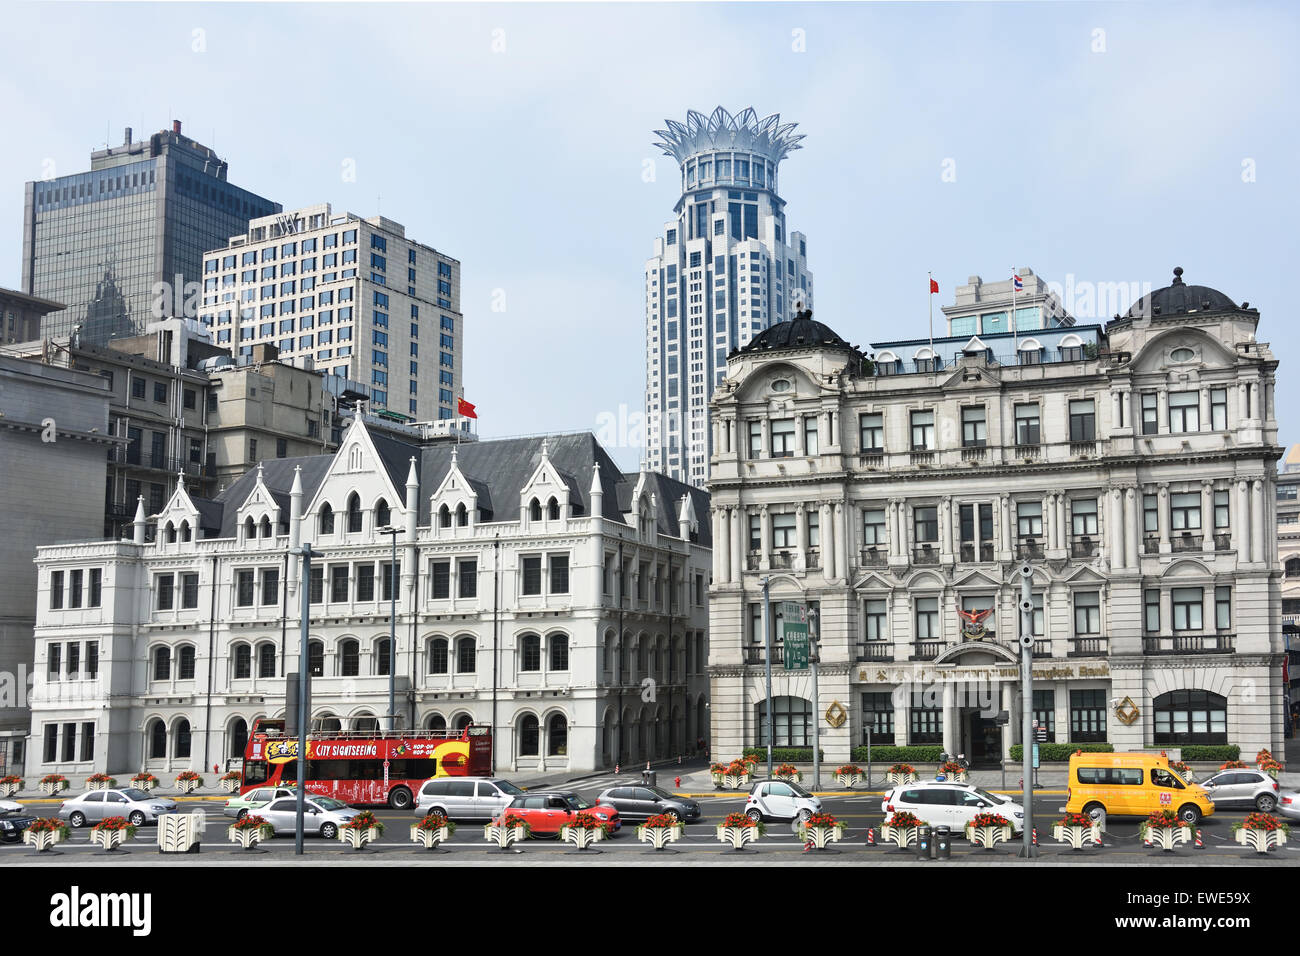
[
  {"left": 258, "top": 795, "right": 359, "bottom": 840},
  {"left": 58, "top": 788, "right": 180, "bottom": 827},
  {"left": 1278, "top": 790, "right": 1300, "bottom": 821}
]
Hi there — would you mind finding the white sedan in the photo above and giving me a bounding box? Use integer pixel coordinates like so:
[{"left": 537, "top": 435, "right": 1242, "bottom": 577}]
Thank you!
[{"left": 883, "top": 780, "right": 1025, "bottom": 835}]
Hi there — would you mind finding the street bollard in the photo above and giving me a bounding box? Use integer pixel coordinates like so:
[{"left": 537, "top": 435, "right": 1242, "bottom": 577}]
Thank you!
[
  {"left": 1195, "top": 829, "right": 1204, "bottom": 849},
  {"left": 935, "top": 826, "right": 951, "bottom": 860},
  {"left": 916, "top": 825, "right": 932, "bottom": 861},
  {"left": 866, "top": 827, "right": 875, "bottom": 846},
  {"left": 1031, "top": 827, "right": 1038, "bottom": 847}
]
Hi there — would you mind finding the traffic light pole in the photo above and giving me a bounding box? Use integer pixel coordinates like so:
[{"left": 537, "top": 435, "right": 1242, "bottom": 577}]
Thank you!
[{"left": 1017, "top": 561, "right": 1037, "bottom": 859}]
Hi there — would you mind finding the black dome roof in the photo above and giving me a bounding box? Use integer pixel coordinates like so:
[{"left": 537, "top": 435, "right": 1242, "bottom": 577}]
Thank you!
[
  {"left": 738, "top": 309, "right": 855, "bottom": 354},
  {"left": 1124, "top": 267, "right": 1242, "bottom": 319}
]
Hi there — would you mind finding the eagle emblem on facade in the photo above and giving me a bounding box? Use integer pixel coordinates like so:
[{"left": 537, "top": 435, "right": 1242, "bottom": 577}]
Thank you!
[{"left": 958, "top": 606, "right": 994, "bottom": 640}]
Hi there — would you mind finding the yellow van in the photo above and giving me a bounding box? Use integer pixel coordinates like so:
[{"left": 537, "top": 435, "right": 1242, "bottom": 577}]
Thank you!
[{"left": 1065, "top": 752, "right": 1215, "bottom": 825}]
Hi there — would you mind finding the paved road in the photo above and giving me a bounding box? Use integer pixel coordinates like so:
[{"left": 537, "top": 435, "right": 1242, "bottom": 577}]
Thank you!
[{"left": 4, "top": 784, "right": 1295, "bottom": 865}]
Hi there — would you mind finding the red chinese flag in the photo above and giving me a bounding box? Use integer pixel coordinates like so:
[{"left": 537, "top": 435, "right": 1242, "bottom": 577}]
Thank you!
[
  {"left": 929, "top": 278, "right": 939, "bottom": 294},
  {"left": 457, "top": 397, "right": 477, "bottom": 419}
]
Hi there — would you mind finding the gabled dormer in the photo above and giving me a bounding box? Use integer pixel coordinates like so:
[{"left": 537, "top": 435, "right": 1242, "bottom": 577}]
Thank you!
[
  {"left": 156, "top": 475, "right": 200, "bottom": 550},
  {"left": 303, "top": 415, "right": 405, "bottom": 541},
  {"left": 626, "top": 470, "right": 658, "bottom": 545},
  {"left": 430, "top": 447, "right": 482, "bottom": 537},
  {"left": 236, "top": 464, "right": 283, "bottom": 548},
  {"left": 519, "top": 439, "right": 575, "bottom": 533}
]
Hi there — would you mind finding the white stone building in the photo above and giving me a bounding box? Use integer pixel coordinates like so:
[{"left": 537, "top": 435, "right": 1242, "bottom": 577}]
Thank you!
[
  {"left": 708, "top": 269, "right": 1284, "bottom": 765},
  {"left": 645, "top": 107, "right": 814, "bottom": 488},
  {"left": 28, "top": 418, "right": 711, "bottom": 779}
]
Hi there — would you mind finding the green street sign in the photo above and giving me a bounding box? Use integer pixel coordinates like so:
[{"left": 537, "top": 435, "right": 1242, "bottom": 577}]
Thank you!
[{"left": 781, "top": 602, "right": 809, "bottom": 670}]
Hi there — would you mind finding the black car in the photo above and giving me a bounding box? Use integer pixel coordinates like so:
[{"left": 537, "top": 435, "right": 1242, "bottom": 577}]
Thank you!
[
  {"left": 0, "top": 800, "right": 37, "bottom": 844},
  {"left": 596, "top": 785, "right": 702, "bottom": 823}
]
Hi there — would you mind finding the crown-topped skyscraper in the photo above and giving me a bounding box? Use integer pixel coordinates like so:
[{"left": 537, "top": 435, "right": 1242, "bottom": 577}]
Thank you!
[{"left": 644, "top": 107, "right": 814, "bottom": 487}]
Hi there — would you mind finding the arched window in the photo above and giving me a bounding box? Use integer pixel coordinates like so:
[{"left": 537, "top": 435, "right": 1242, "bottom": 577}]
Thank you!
[
  {"left": 375, "top": 498, "right": 391, "bottom": 528},
  {"left": 519, "top": 634, "right": 541, "bottom": 672},
  {"left": 346, "top": 493, "right": 363, "bottom": 533},
  {"left": 529, "top": 498, "right": 542, "bottom": 522},
  {"left": 308, "top": 640, "right": 324, "bottom": 677},
  {"left": 164, "top": 522, "right": 176, "bottom": 543},
  {"left": 153, "top": 646, "right": 171, "bottom": 681},
  {"left": 756, "top": 696, "right": 812, "bottom": 747},
  {"left": 1286, "top": 557, "right": 1300, "bottom": 578},
  {"left": 456, "top": 637, "right": 476, "bottom": 673},
  {"left": 315, "top": 713, "right": 341, "bottom": 733},
  {"left": 376, "top": 638, "right": 391, "bottom": 676},
  {"left": 455, "top": 503, "right": 468, "bottom": 526},
  {"left": 258, "top": 644, "right": 276, "bottom": 678},
  {"left": 233, "top": 644, "right": 251, "bottom": 680},
  {"left": 352, "top": 713, "right": 378, "bottom": 733},
  {"left": 439, "top": 504, "right": 452, "bottom": 528},
  {"left": 547, "top": 497, "right": 560, "bottom": 520},
  {"left": 428, "top": 638, "right": 449, "bottom": 674},
  {"left": 340, "top": 639, "right": 359, "bottom": 677},
  {"left": 178, "top": 645, "right": 196, "bottom": 680},
  {"left": 1154, "top": 690, "right": 1228, "bottom": 745},
  {"left": 259, "top": 516, "right": 272, "bottom": 538},
  {"left": 518, "top": 714, "right": 539, "bottom": 756},
  {"left": 180, "top": 521, "right": 191, "bottom": 543},
  {"left": 455, "top": 713, "right": 473, "bottom": 732},
  {"left": 244, "top": 516, "right": 255, "bottom": 540},
  {"left": 425, "top": 713, "right": 447, "bottom": 733},
  {"left": 174, "top": 718, "right": 192, "bottom": 758},
  {"left": 147, "top": 719, "right": 167, "bottom": 759},
  {"left": 547, "top": 714, "right": 568, "bottom": 756},
  {"left": 348, "top": 445, "right": 362, "bottom": 470},
  {"left": 228, "top": 718, "right": 248, "bottom": 759},
  {"left": 550, "top": 634, "right": 569, "bottom": 671},
  {"left": 319, "top": 503, "right": 335, "bottom": 535}
]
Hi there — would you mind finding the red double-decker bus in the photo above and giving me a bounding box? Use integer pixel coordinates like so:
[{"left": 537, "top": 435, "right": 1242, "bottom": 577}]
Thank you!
[{"left": 241, "top": 718, "right": 492, "bottom": 809}]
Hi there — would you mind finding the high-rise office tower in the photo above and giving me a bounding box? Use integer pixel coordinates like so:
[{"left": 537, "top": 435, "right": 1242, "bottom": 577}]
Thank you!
[
  {"left": 644, "top": 107, "right": 814, "bottom": 487},
  {"left": 22, "top": 123, "right": 280, "bottom": 345},
  {"left": 200, "top": 203, "right": 462, "bottom": 422}
]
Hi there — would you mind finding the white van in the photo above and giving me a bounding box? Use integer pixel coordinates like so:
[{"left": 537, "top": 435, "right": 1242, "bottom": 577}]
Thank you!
[{"left": 412, "top": 777, "right": 524, "bottom": 821}]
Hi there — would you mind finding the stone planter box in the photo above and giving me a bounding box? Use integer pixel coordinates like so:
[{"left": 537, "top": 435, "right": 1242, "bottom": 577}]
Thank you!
[
  {"left": 228, "top": 824, "right": 274, "bottom": 850},
  {"left": 39, "top": 779, "right": 69, "bottom": 795},
  {"left": 886, "top": 771, "right": 918, "bottom": 787},
  {"left": 965, "top": 823, "right": 1013, "bottom": 850},
  {"left": 939, "top": 770, "right": 969, "bottom": 783},
  {"left": 175, "top": 777, "right": 202, "bottom": 795},
  {"left": 1053, "top": 823, "right": 1103, "bottom": 850},
  {"left": 220, "top": 777, "right": 242, "bottom": 793},
  {"left": 338, "top": 825, "right": 381, "bottom": 850},
  {"left": 85, "top": 779, "right": 115, "bottom": 792},
  {"left": 834, "top": 772, "right": 863, "bottom": 789},
  {"left": 0, "top": 781, "right": 22, "bottom": 798},
  {"left": 560, "top": 825, "right": 606, "bottom": 851},
  {"left": 1235, "top": 827, "right": 1287, "bottom": 854},
  {"left": 637, "top": 823, "right": 684, "bottom": 850},
  {"left": 484, "top": 822, "right": 528, "bottom": 849},
  {"left": 775, "top": 770, "right": 803, "bottom": 783},
  {"left": 130, "top": 778, "right": 158, "bottom": 793},
  {"left": 880, "top": 825, "right": 921, "bottom": 850},
  {"left": 91, "top": 826, "right": 135, "bottom": 852},
  {"left": 410, "top": 823, "right": 452, "bottom": 850},
  {"left": 712, "top": 772, "right": 750, "bottom": 790},
  {"left": 24, "top": 828, "right": 67, "bottom": 852},
  {"left": 157, "top": 812, "right": 205, "bottom": 853},
  {"left": 716, "top": 824, "right": 760, "bottom": 850},
  {"left": 799, "top": 822, "right": 846, "bottom": 849}
]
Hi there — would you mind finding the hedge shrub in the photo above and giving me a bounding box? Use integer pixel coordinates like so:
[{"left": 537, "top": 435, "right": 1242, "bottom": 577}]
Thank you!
[
  {"left": 742, "top": 748, "right": 824, "bottom": 762},
  {"left": 849, "top": 746, "right": 944, "bottom": 763},
  {"left": 1178, "top": 745, "right": 1240, "bottom": 762},
  {"left": 1009, "top": 743, "right": 1114, "bottom": 762}
]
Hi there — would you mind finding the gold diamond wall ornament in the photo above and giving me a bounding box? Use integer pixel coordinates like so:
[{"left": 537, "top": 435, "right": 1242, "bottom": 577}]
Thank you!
[
  {"left": 1115, "top": 696, "right": 1140, "bottom": 725},
  {"left": 824, "top": 700, "right": 847, "bottom": 728}
]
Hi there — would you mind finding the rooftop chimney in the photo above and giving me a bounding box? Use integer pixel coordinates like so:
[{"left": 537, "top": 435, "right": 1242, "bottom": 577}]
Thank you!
[
  {"left": 124, "top": 127, "right": 133, "bottom": 146},
  {"left": 173, "top": 120, "right": 182, "bottom": 135}
]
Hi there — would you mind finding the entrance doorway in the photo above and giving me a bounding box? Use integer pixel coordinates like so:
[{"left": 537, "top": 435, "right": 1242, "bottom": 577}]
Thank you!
[{"left": 965, "top": 712, "right": 1003, "bottom": 768}]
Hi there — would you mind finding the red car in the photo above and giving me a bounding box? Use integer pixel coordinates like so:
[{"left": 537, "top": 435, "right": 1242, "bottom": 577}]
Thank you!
[{"left": 496, "top": 790, "right": 621, "bottom": 837}]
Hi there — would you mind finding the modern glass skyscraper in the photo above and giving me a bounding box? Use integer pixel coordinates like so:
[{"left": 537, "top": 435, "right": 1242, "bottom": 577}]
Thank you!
[
  {"left": 21, "top": 123, "right": 280, "bottom": 345},
  {"left": 644, "top": 107, "right": 814, "bottom": 487}
]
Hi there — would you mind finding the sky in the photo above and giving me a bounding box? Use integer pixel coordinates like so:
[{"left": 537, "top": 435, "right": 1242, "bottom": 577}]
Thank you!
[{"left": 3, "top": 1, "right": 1298, "bottom": 471}]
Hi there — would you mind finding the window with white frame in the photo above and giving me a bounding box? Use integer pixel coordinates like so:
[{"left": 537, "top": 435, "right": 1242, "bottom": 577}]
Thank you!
[
  {"left": 1172, "top": 587, "right": 1203, "bottom": 631},
  {"left": 1017, "top": 501, "right": 1043, "bottom": 538},
  {"left": 864, "top": 599, "right": 887, "bottom": 640},
  {"left": 1071, "top": 498, "right": 1099, "bottom": 535},
  {"left": 1073, "top": 592, "right": 1101, "bottom": 634},
  {"left": 915, "top": 597, "right": 939, "bottom": 639},
  {"left": 910, "top": 410, "right": 935, "bottom": 450},
  {"left": 1169, "top": 391, "right": 1199, "bottom": 432}
]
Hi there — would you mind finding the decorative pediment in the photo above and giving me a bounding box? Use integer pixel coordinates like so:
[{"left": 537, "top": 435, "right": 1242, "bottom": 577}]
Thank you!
[
  {"left": 1162, "top": 558, "right": 1213, "bottom": 579},
  {"left": 933, "top": 641, "right": 1020, "bottom": 667},
  {"left": 952, "top": 568, "right": 1002, "bottom": 590},
  {"left": 303, "top": 415, "right": 401, "bottom": 519},
  {"left": 903, "top": 568, "right": 946, "bottom": 590},
  {"left": 520, "top": 439, "right": 575, "bottom": 530},
  {"left": 431, "top": 449, "right": 480, "bottom": 533},
  {"left": 156, "top": 476, "right": 200, "bottom": 545},
  {"left": 1063, "top": 564, "right": 1109, "bottom": 585},
  {"left": 852, "top": 570, "right": 895, "bottom": 591}
]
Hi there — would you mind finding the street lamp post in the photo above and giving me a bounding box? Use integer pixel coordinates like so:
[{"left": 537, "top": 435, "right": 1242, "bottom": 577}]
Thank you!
[
  {"left": 809, "top": 606, "right": 821, "bottom": 791},
  {"left": 288, "top": 542, "right": 323, "bottom": 857},
  {"left": 378, "top": 526, "right": 403, "bottom": 733},
  {"left": 761, "top": 576, "right": 774, "bottom": 781}
]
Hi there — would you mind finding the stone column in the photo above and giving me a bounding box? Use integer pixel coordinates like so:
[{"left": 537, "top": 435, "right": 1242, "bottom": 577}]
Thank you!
[
  {"left": 1109, "top": 488, "right": 1125, "bottom": 570},
  {"left": 1201, "top": 480, "right": 1214, "bottom": 552},
  {"left": 940, "top": 497, "right": 954, "bottom": 563},
  {"left": 1251, "top": 479, "right": 1265, "bottom": 563},
  {"left": 795, "top": 504, "right": 808, "bottom": 571},
  {"left": 1200, "top": 387, "right": 1211, "bottom": 432},
  {"left": 835, "top": 501, "right": 849, "bottom": 583},
  {"left": 733, "top": 506, "right": 746, "bottom": 580},
  {"left": 1000, "top": 684, "right": 1014, "bottom": 760},
  {"left": 1125, "top": 487, "right": 1140, "bottom": 568},
  {"left": 942, "top": 682, "right": 958, "bottom": 756},
  {"left": 1202, "top": 587, "right": 1216, "bottom": 636},
  {"left": 1042, "top": 494, "right": 1053, "bottom": 551},
  {"left": 1234, "top": 480, "right": 1248, "bottom": 559},
  {"left": 1157, "top": 484, "right": 1171, "bottom": 554},
  {"left": 760, "top": 506, "right": 772, "bottom": 571},
  {"left": 717, "top": 508, "right": 730, "bottom": 583},
  {"left": 891, "top": 500, "right": 903, "bottom": 558},
  {"left": 1058, "top": 495, "right": 1070, "bottom": 551},
  {"left": 1160, "top": 588, "right": 1172, "bottom": 638},
  {"left": 893, "top": 689, "right": 909, "bottom": 752},
  {"left": 1157, "top": 389, "right": 1169, "bottom": 431},
  {"left": 1001, "top": 495, "right": 1012, "bottom": 553}
]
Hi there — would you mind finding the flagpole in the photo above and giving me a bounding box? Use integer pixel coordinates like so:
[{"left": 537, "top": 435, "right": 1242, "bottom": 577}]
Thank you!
[
  {"left": 928, "top": 271, "right": 934, "bottom": 351},
  {"left": 1011, "top": 266, "right": 1019, "bottom": 356}
]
